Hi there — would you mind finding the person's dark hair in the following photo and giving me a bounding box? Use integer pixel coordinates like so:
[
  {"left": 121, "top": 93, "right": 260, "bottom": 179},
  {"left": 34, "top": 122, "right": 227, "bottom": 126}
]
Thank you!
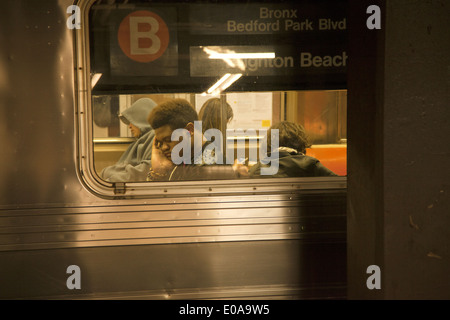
[
  {"left": 147, "top": 98, "right": 198, "bottom": 130},
  {"left": 269, "top": 121, "right": 311, "bottom": 154},
  {"left": 198, "top": 98, "right": 233, "bottom": 133}
]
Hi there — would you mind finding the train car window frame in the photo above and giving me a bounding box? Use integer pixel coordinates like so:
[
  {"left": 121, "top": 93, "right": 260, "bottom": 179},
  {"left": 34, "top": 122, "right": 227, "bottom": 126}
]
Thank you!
[{"left": 74, "top": 0, "right": 347, "bottom": 199}]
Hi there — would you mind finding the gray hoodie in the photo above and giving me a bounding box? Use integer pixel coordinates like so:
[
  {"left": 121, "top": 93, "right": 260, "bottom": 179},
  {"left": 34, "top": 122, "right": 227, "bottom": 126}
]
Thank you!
[{"left": 101, "top": 98, "right": 156, "bottom": 182}]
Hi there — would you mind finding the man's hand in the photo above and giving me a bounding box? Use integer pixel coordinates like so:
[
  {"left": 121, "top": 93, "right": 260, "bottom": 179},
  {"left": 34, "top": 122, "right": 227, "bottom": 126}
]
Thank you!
[{"left": 150, "top": 141, "right": 175, "bottom": 176}]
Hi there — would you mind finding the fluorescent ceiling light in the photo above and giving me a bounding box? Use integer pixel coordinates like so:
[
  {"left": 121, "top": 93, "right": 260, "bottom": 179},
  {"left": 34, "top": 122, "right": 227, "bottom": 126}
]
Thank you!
[
  {"left": 206, "top": 73, "right": 243, "bottom": 95},
  {"left": 219, "top": 73, "right": 242, "bottom": 91},
  {"left": 207, "top": 73, "right": 232, "bottom": 94},
  {"left": 208, "top": 52, "right": 275, "bottom": 59}
]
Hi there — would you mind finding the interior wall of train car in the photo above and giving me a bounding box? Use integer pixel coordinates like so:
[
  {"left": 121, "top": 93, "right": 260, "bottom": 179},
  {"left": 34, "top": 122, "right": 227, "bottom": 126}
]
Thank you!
[
  {"left": 93, "top": 91, "right": 348, "bottom": 177},
  {"left": 347, "top": 0, "right": 450, "bottom": 299}
]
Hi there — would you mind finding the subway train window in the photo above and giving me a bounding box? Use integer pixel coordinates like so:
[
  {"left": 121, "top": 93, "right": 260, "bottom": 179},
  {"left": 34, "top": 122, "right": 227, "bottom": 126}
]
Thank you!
[
  {"left": 92, "top": 91, "right": 347, "bottom": 182},
  {"left": 78, "top": 0, "right": 347, "bottom": 194}
]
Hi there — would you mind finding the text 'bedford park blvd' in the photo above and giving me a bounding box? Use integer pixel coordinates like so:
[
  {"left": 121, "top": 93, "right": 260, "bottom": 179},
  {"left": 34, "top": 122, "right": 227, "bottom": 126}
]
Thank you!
[{"left": 227, "top": 7, "right": 346, "bottom": 33}]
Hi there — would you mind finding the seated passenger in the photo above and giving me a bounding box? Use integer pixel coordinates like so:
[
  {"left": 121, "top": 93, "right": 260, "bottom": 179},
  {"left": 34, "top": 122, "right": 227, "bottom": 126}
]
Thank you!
[
  {"left": 249, "top": 121, "right": 337, "bottom": 178},
  {"left": 146, "top": 98, "right": 239, "bottom": 181},
  {"left": 100, "top": 98, "right": 156, "bottom": 182},
  {"left": 198, "top": 98, "right": 234, "bottom": 133},
  {"left": 199, "top": 98, "right": 249, "bottom": 177}
]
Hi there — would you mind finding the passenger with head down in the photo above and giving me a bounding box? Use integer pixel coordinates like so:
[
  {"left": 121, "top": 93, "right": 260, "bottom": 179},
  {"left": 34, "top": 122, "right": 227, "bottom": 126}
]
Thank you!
[
  {"left": 146, "top": 98, "right": 241, "bottom": 181},
  {"left": 100, "top": 98, "right": 157, "bottom": 182},
  {"left": 249, "top": 121, "right": 337, "bottom": 178}
]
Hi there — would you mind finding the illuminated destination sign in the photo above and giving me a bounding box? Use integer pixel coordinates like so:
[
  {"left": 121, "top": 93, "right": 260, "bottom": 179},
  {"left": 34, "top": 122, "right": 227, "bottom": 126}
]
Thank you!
[
  {"left": 90, "top": 0, "right": 347, "bottom": 93},
  {"left": 188, "top": 2, "right": 347, "bottom": 79},
  {"left": 188, "top": 3, "right": 347, "bottom": 35},
  {"left": 190, "top": 45, "right": 347, "bottom": 77}
]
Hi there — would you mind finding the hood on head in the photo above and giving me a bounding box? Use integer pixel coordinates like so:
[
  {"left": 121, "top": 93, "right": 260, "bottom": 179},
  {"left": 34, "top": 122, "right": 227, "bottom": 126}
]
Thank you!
[{"left": 119, "top": 98, "right": 157, "bottom": 136}]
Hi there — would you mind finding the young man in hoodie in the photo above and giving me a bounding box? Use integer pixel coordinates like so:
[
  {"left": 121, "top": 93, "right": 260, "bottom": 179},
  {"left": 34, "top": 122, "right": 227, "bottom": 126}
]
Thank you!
[{"left": 100, "top": 97, "right": 157, "bottom": 182}]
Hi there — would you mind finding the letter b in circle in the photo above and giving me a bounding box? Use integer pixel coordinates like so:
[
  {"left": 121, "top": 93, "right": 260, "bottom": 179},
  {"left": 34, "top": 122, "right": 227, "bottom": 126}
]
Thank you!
[
  {"left": 66, "top": 265, "right": 81, "bottom": 290},
  {"left": 118, "top": 10, "right": 170, "bottom": 63},
  {"left": 366, "top": 265, "right": 381, "bottom": 290}
]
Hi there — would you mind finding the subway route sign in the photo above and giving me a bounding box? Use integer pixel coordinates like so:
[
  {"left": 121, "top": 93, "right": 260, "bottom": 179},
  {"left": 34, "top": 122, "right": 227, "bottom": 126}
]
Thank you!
[{"left": 89, "top": 0, "right": 347, "bottom": 94}]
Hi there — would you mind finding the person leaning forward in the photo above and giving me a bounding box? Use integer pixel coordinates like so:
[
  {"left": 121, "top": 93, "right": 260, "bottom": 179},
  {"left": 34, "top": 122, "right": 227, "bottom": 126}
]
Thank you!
[
  {"left": 100, "top": 98, "right": 156, "bottom": 182},
  {"left": 146, "top": 98, "right": 239, "bottom": 181},
  {"left": 249, "top": 121, "right": 338, "bottom": 178}
]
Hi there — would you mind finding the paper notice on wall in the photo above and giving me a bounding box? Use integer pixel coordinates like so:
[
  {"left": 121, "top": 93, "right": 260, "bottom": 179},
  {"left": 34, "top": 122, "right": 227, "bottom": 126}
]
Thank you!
[
  {"left": 194, "top": 92, "right": 272, "bottom": 130},
  {"left": 226, "top": 92, "right": 272, "bottom": 130}
]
